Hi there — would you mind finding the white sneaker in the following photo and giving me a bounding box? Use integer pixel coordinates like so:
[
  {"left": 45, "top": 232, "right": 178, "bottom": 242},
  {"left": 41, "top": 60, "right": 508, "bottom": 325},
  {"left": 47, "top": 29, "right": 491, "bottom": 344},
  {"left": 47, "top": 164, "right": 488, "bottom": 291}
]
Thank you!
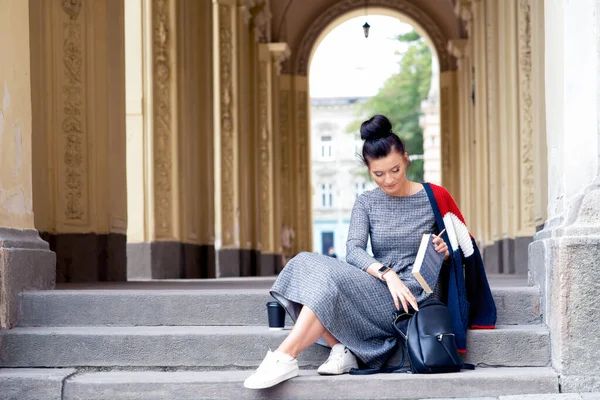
[
  {"left": 243, "top": 350, "right": 299, "bottom": 389},
  {"left": 317, "top": 344, "right": 359, "bottom": 375}
]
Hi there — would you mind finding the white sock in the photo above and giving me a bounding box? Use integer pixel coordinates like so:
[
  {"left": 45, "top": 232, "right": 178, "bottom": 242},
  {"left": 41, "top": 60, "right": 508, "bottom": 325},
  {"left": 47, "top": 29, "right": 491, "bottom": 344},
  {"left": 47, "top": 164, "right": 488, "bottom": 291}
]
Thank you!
[{"left": 274, "top": 350, "right": 295, "bottom": 361}]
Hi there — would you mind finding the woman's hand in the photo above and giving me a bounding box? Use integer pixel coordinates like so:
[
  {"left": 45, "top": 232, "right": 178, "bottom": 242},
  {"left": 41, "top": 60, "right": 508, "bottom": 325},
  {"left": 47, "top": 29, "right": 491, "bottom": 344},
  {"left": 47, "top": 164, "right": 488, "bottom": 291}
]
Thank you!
[
  {"left": 384, "top": 272, "right": 419, "bottom": 313},
  {"left": 433, "top": 230, "right": 450, "bottom": 260}
]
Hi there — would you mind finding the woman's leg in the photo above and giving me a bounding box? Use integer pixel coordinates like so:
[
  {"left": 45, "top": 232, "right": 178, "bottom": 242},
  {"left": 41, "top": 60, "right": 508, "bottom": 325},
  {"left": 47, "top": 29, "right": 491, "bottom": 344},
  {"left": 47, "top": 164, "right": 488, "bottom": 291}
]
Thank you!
[
  {"left": 278, "top": 305, "right": 332, "bottom": 358},
  {"left": 322, "top": 331, "right": 340, "bottom": 348}
]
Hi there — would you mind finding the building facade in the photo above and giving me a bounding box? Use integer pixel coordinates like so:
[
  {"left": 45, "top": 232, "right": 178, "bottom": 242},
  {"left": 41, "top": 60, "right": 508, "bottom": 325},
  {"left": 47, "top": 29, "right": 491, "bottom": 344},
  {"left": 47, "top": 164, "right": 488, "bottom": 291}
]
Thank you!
[{"left": 310, "top": 97, "right": 376, "bottom": 260}]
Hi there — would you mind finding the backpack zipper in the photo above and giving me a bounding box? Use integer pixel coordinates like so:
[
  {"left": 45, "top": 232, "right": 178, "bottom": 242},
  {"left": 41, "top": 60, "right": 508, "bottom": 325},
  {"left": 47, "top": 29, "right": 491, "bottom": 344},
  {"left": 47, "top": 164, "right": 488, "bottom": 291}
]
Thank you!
[{"left": 436, "top": 333, "right": 455, "bottom": 341}]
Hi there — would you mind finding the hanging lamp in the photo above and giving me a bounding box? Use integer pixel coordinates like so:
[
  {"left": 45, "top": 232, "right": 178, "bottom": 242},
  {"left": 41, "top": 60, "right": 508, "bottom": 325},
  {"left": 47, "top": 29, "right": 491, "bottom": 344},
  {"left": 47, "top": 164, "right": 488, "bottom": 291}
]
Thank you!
[{"left": 363, "top": 0, "right": 370, "bottom": 37}]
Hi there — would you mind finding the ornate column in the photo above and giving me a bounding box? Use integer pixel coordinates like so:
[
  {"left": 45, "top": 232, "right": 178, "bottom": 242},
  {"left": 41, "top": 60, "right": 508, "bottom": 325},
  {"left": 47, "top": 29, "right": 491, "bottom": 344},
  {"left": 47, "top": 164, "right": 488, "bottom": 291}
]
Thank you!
[
  {"left": 126, "top": 0, "right": 216, "bottom": 279},
  {"left": 257, "top": 43, "right": 290, "bottom": 275},
  {"left": 0, "top": 0, "right": 55, "bottom": 328},
  {"left": 213, "top": 0, "right": 242, "bottom": 277},
  {"left": 176, "top": 0, "right": 216, "bottom": 278},
  {"left": 481, "top": 0, "right": 535, "bottom": 275},
  {"left": 279, "top": 74, "right": 298, "bottom": 264},
  {"left": 293, "top": 76, "right": 312, "bottom": 254},
  {"left": 483, "top": 0, "right": 502, "bottom": 272},
  {"left": 529, "top": 0, "right": 600, "bottom": 390},
  {"left": 498, "top": 0, "right": 521, "bottom": 273},
  {"left": 439, "top": 70, "right": 461, "bottom": 202},
  {"left": 236, "top": 0, "right": 273, "bottom": 277},
  {"left": 453, "top": 1, "right": 473, "bottom": 227},
  {"left": 469, "top": 0, "right": 490, "bottom": 248},
  {"left": 515, "top": 0, "right": 538, "bottom": 258},
  {"left": 236, "top": 0, "right": 256, "bottom": 276},
  {"left": 269, "top": 46, "right": 288, "bottom": 274},
  {"left": 421, "top": 58, "right": 442, "bottom": 185},
  {"left": 447, "top": 39, "right": 471, "bottom": 223},
  {"left": 275, "top": 72, "right": 310, "bottom": 257},
  {"left": 29, "top": 0, "right": 127, "bottom": 282},
  {"left": 529, "top": 0, "right": 548, "bottom": 232},
  {"left": 462, "top": 0, "right": 542, "bottom": 275}
]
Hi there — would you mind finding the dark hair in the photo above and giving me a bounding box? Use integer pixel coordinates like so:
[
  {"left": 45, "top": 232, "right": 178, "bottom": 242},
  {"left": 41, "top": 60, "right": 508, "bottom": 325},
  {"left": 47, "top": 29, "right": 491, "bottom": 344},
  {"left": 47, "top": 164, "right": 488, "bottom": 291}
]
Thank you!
[{"left": 359, "top": 114, "right": 407, "bottom": 166}]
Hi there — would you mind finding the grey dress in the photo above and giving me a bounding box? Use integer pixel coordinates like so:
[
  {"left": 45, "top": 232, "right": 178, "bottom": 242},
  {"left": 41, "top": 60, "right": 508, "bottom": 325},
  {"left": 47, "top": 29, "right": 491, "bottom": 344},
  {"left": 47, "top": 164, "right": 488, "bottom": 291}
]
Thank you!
[{"left": 270, "top": 187, "right": 437, "bottom": 369}]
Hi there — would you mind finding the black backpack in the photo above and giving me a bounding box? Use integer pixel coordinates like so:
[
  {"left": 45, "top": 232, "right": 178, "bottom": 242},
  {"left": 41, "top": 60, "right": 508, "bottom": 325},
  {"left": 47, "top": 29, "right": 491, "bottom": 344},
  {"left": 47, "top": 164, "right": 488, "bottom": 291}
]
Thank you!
[{"left": 350, "top": 300, "right": 474, "bottom": 374}]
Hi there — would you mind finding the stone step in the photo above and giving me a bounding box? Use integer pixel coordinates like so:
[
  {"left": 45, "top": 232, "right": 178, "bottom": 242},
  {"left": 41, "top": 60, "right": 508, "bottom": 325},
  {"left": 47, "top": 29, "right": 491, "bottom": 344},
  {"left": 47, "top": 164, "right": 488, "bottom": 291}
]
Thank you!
[
  {"left": 61, "top": 367, "right": 559, "bottom": 400},
  {"left": 17, "top": 286, "right": 541, "bottom": 327},
  {"left": 0, "top": 368, "right": 76, "bottom": 400},
  {"left": 0, "top": 325, "right": 550, "bottom": 368}
]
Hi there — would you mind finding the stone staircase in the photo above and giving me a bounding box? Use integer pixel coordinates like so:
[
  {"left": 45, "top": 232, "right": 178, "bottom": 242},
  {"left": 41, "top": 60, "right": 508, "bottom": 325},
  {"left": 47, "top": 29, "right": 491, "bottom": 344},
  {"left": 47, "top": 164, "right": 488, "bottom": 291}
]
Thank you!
[{"left": 0, "top": 276, "right": 559, "bottom": 399}]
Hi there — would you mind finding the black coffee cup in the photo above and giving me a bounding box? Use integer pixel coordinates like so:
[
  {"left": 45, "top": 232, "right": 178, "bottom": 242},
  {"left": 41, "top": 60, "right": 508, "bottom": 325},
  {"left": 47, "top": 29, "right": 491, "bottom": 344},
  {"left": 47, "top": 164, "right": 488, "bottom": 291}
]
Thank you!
[{"left": 266, "top": 301, "right": 286, "bottom": 330}]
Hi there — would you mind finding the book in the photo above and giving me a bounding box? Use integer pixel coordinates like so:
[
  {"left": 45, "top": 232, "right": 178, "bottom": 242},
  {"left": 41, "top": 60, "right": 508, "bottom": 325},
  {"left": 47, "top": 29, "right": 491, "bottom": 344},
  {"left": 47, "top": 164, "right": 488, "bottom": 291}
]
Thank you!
[{"left": 412, "top": 233, "right": 445, "bottom": 293}]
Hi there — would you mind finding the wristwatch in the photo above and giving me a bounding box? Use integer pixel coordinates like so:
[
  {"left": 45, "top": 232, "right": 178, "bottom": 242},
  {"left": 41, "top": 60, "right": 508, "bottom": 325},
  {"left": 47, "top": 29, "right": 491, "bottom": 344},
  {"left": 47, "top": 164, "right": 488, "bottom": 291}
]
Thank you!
[{"left": 377, "top": 265, "right": 392, "bottom": 281}]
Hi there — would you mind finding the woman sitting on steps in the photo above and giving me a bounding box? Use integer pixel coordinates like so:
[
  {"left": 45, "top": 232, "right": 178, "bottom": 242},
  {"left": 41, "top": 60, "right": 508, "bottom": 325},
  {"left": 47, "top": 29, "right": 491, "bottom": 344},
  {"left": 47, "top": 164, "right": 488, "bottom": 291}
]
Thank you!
[{"left": 244, "top": 114, "right": 496, "bottom": 390}]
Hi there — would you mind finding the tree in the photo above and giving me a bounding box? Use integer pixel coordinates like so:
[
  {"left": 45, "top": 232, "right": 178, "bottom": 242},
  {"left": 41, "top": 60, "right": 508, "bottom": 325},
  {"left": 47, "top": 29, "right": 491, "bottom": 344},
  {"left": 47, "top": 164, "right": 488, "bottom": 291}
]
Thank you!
[{"left": 347, "top": 30, "right": 432, "bottom": 182}]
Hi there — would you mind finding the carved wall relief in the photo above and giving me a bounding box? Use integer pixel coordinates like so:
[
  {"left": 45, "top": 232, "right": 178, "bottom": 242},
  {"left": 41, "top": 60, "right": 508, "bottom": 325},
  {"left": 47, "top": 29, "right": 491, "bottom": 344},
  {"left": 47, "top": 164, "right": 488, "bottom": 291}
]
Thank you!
[
  {"left": 296, "top": 90, "right": 309, "bottom": 250},
  {"left": 152, "top": 0, "right": 174, "bottom": 237},
  {"left": 62, "top": 0, "right": 85, "bottom": 222},
  {"left": 258, "top": 59, "right": 271, "bottom": 251},
  {"left": 518, "top": 0, "right": 535, "bottom": 229},
  {"left": 217, "top": 4, "right": 237, "bottom": 246},
  {"left": 279, "top": 90, "right": 290, "bottom": 227}
]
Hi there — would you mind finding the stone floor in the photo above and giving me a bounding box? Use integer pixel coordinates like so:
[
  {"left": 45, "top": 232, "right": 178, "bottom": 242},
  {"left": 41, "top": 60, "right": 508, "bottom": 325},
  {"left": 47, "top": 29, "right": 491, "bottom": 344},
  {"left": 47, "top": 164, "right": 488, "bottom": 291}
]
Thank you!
[
  {"left": 424, "top": 395, "right": 600, "bottom": 400},
  {"left": 54, "top": 274, "right": 529, "bottom": 290}
]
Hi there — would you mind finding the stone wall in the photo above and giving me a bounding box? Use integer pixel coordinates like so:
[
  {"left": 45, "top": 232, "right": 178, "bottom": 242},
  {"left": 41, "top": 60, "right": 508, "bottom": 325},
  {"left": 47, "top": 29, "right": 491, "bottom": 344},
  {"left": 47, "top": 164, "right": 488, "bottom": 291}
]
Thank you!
[
  {"left": 529, "top": 0, "right": 600, "bottom": 391},
  {"left": 0, "top": 0, "right": 55, "bottom": 328}
]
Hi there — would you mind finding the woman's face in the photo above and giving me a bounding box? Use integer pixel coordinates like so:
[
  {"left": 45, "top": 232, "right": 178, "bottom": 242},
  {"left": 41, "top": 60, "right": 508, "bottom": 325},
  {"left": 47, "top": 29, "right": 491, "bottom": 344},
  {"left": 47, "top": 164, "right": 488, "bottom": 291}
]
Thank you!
[{"left": 368, "top": 150, "right": 409, "bottom": 196}]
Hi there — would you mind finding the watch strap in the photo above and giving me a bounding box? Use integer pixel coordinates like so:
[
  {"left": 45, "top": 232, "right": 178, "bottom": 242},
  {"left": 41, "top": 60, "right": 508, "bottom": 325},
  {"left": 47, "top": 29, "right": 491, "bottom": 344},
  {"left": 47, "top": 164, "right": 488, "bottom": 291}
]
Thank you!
[{"left": 377, "top": 266, "right": 391, "bottom": 281}]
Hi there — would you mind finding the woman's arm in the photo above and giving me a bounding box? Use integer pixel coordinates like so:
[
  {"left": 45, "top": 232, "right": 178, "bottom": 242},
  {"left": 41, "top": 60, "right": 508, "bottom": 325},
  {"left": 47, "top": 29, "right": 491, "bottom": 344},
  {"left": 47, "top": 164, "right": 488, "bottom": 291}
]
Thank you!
[
  {"left": 345, "top": 198, "right": 379, "bottom": 270},
  {"left": 346, "top": 196, "right": 419, "bottom": 312}
]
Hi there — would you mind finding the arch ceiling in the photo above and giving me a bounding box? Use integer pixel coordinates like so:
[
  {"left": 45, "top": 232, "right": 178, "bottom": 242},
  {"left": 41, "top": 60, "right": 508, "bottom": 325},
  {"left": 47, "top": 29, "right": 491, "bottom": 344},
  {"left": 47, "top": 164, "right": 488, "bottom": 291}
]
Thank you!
[{"left": 270, "top": 0, "right": 461, "bottom": 75}]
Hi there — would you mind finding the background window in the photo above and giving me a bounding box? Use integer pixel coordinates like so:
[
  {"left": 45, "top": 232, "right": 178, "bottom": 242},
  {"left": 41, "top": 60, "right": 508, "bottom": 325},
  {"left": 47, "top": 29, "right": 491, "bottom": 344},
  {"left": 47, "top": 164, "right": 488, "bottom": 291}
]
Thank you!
[
  {"left": 354, "top": 182, "right": 366, "bottom": 198},
  {"left": 320, "top": 135, "right": 333, "bottom": 159},
  {"left": 321, "top": 183, "right": 333, "bottom": 207}
]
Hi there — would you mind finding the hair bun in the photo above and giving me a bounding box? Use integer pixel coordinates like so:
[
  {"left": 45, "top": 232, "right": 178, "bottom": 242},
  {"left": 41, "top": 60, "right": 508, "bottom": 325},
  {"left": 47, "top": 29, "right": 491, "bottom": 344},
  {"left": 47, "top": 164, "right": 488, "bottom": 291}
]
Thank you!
[{"left": 360, "top": 114, "right": 393, "bottom": 141}]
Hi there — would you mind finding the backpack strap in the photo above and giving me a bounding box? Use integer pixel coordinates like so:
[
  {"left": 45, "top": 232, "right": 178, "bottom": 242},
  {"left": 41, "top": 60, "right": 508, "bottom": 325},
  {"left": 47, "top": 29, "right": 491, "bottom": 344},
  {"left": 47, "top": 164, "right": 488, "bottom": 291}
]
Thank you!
[
  {"left": 348, "top": 365, "right": 408, "bottom": 375},
  {"left": 349, "top": 343, "right": 407, "bottom": 375}
]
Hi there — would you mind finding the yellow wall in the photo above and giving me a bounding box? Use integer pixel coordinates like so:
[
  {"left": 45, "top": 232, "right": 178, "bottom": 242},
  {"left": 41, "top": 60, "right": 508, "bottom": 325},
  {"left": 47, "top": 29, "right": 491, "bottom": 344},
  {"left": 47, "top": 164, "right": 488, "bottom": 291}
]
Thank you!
[
  {"left": 29, "top": 0, "right": 127, "bottom": 236},
  {"left": 0, "top": 0, "right": 35, "bottom": 230}
]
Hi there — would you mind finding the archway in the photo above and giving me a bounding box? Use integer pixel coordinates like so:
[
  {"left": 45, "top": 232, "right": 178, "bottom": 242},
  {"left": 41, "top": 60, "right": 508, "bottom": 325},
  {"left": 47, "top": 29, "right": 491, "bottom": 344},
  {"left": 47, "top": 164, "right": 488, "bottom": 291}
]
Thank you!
[
  {"left": 307, "top": 10, "right": 443, "bottom": 257},
  {"left": 294, "top": 0, "right": 453, "bottom": 76}
]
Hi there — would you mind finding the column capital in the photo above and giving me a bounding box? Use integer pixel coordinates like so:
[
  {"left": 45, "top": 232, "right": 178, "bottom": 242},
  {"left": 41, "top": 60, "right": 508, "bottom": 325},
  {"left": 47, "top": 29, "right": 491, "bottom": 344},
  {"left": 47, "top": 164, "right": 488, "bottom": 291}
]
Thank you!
[
  {"left": 447, "top": 39, "right": 469, "bottom": 60},
  {"left": 253, "top": 6, "right": 271, "bottom": 43},
  {"left": 269, "top": 43, "right": 291, "bottom": 74},
  {"left": 238, "top": 2, "right": 252, "bottom": 26},
  {"left": 236, "top": 0, "right": 271, "bottom": 42},
  {"left": 454, "top": 0, "right": 473, "bottom": 36},
  {"left": 237, "top": 0, "right": 262, "bottom": 26}
]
